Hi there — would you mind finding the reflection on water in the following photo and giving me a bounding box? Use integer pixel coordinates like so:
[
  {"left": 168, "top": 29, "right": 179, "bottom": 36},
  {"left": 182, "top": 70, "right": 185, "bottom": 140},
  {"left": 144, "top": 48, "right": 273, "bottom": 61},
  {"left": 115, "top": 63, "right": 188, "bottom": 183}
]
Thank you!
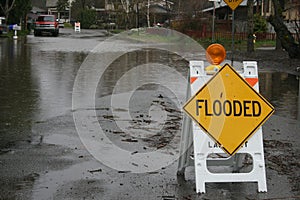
[
  {"left": 31, "top": 51, "right": 86, "bottom": 120},
  {"left": 259, "top": 72, "right": 299, "bottom": 120},
  {"left": 97, "top": 49, "right": 189, "bottom": 97},
  {"left": 0, "top": 38, "right": 86, "bottom": 148},
  {"left": 0, "top": 38, "right": 37, "bottom": 148},
  {"left": 299, "top": 78, "right": 300, "bottom": 120}
]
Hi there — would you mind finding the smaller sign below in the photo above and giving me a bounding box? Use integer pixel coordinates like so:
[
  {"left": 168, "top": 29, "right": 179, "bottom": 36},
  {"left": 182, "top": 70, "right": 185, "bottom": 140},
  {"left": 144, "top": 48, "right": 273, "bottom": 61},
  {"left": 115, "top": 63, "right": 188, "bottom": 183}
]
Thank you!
[{"left": 223, "top": 0, "right": 244, "bottom": 11}]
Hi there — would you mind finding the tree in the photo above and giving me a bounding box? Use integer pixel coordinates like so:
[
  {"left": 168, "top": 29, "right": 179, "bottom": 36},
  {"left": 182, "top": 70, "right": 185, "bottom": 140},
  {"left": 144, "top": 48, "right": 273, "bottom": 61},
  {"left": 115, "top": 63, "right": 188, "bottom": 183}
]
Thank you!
[
  {"left": 71, "top": 0, "right": 94, "bottom": 16},
  {"left": 178, "top": 0, "right": 207, "bottom": 19},
  {"left": 1, "top": 0, "right": 31, "bottom": 28},
  {"left": 79, "top": 9, "right": 96, "bottom": 28},
  {"left": 71, "top": 0, "right": 96, "bottom": 27},
  {"left": 247, "top": 0, "right": 254, "bottom": 52},
  {"left": 10, "top": 0, "right": 31, "bottom": 27},
  {"left": 0, "top": 0, "right": 16, "bottom": 23},
  {"left": 268, "top": 0, "right": 300, "bottom": 58},
  {"left": 57, "top": 0, "right": 69, "bottom": 13},
  {"left": 57, "top": 0, "right": 69, "bottom": 20}
]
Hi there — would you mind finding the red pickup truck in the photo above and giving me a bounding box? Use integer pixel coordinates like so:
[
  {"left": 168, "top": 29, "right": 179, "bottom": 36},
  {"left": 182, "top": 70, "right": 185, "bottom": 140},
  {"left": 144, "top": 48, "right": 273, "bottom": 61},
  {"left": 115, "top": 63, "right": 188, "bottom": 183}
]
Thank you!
[{"left": 34, "top": 15, "right": 59, "bottom": 37}]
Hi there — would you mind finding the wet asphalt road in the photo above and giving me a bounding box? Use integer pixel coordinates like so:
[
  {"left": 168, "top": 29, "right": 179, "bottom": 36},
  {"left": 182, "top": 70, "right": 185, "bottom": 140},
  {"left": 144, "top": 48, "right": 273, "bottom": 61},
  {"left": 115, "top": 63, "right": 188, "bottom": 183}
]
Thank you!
[{"left": 0, "top": 28, "right": 299, "bottom": 199}]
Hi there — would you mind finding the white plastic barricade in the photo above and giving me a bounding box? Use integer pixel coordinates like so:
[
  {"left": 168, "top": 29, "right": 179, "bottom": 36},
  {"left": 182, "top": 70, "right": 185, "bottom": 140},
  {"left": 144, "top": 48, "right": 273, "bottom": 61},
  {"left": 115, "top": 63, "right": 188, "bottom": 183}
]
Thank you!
[
  {"left": 178, "top": 61, "right": 268, "bottom": 193},
  {"left": 75, "top": 22, "right": 81, "bottom": 32}
]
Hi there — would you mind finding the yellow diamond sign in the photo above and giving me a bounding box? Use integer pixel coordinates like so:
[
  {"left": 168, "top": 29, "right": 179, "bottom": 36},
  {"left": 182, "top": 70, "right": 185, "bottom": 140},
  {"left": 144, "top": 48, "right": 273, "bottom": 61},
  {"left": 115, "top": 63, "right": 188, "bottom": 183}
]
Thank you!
[
  {"left": 224, "top": 0, "right": 244, "bottom": 10},
  {"left": 183, "top": 64, "right": 274, "bottom": 155}
]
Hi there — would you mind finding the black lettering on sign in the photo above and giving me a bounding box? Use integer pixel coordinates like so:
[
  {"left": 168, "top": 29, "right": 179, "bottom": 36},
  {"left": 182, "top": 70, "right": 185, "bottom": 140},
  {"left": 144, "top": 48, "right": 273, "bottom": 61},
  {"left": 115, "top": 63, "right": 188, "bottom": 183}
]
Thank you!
[
  {"left": 196, "top": 100, "right": 203, "bottom": 116},
  {"left": 209, "top": 141, "right": 249, "bottom": 148},
  {"left": 233, "top": 100, "right": 242, "bottom": 116},
  {"left": 208, "top": 141, "right": 222, "bottom": 148},
  {"left": 205, "top": 100, "right": 213, "bottom": 116},
  {"left": 196, "top": 99, "right": 262, "bottom": 117},
  {"left": 223, "top": 100, "right": 232, "bottom": 116},
  {"left": 243, "top": 100, "right": 252, "bottom": 116},
  {"left": 252, "top": 101, "right": 261, "bottom": 116},
  {"left": 213, "top": 100, "right": 222, "bottom": 116}
]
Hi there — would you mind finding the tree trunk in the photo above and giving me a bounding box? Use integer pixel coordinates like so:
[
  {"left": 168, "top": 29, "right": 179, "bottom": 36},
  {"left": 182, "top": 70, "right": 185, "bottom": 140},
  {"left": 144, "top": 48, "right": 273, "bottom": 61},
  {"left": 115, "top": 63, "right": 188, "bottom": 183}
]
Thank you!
[
  {"left": 268, "top": 0, "right": 300, "bottom": 58},
  {"left": 247, "top": 0, "right": 254, "bottom": 52},
  {"left": 147, "top": 0, "right": 150, "bottom": 27},
  {"left": 275, "top": 34, "right": 282, "bottom": 50}
]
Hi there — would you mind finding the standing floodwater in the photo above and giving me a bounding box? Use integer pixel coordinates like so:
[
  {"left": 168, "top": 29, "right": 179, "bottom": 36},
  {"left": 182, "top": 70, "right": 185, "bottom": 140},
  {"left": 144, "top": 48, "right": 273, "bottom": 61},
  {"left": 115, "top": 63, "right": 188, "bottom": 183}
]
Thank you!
[
  {"left": 0, "top": 28, "right": 299, "bottom": 199},
  {"left": 0, "top": 37, "right": 87, "bottom": 149},
  {"left": 259, "top": 72, "right": 299, "bottom": 120}
]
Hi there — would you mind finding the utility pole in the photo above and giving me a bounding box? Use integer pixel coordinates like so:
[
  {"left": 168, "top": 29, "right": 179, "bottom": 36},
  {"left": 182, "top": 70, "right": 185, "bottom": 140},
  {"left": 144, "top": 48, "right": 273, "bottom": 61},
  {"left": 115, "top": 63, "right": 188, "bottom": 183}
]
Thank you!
[
  {"left": 147, "top": 0, "right": 150, "bottom": 27},
  {"left": 209, "top": 0, "right": 220, "bottom": 43}
]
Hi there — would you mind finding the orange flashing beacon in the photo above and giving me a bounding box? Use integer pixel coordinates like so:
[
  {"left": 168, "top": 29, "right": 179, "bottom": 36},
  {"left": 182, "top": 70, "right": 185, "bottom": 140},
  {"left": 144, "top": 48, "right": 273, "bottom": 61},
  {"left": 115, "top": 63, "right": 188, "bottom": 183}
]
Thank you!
[{"left": 205, "top": 43, "right": 226, "bottom": 74}]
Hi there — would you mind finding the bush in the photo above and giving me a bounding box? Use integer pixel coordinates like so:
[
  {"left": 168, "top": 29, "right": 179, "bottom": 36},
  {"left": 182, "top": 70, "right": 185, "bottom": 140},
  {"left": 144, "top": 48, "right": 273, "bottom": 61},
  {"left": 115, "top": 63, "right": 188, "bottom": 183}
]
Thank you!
[
  {"left": 89, "top": 24, "right": 99, "bottom": 29},
  {"left": 254, "top": 14, "right": 267, "bottom": 33},
  {"left": 64, "top": 23, "right": 73, "bottom": 28},
  {"left": 79, "top": 9, "right": 96, "bottom": 29}
]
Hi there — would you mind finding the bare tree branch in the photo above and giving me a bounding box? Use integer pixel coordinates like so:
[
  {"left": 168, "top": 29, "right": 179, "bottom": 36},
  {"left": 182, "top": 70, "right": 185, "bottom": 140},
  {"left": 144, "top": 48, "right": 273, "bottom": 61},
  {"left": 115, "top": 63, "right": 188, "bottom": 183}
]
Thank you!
[{"left": 0, "top": 0, "right": 16, "bottom": 22}]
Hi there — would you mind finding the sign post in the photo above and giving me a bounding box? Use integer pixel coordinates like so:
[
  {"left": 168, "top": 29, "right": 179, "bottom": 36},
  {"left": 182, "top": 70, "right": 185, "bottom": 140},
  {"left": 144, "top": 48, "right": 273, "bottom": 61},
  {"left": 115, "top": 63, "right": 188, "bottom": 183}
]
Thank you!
[
  {"left": 223, "top": 0, "right": 244, "bottom": 65},
  {"left": 231, "top": 10, "right": 235, "bottom": 65},
  {"left": 209, "top": 0, "right": 221, "bottom": 42}
]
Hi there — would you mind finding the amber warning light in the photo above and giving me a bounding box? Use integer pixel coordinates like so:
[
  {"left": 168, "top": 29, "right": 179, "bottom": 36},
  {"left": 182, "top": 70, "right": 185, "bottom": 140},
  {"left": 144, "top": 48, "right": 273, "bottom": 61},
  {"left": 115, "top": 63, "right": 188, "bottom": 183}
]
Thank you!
[{"left": 205, "top": 43, "right": 226, "bottom": 73}]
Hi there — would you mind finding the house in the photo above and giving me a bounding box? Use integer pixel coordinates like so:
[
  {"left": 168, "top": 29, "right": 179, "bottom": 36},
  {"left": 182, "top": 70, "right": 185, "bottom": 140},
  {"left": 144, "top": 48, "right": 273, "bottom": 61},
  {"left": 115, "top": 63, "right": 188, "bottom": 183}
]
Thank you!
[
  {"left": 149, "top": 0, "right": 173, "bottom": 26},
  {"left": 202, "top": 0, "right": 257, "bottom": 32},
  {"left": 31, "top": 0, "right": 47, "bottom": 10},
  {"left": 45, "top": 0, "right": 74, "bottom": 22},
  {"left": 95, "top": 0, "right": 173, "bottom": 28},
  {"left": 46, "top": 0, "right": 58, "bottom": 15},
  {"left": 28, "top": 6, "right": 47, "bottom": 21},
  {"left": 282, "top": 0, "right": 300, "bottom": 21},
  {"left": 203, "top": 0, "right": 300, "bottom": 33},
  {"left": 281, "top": 0, "right": 300, "bottom": 33}
]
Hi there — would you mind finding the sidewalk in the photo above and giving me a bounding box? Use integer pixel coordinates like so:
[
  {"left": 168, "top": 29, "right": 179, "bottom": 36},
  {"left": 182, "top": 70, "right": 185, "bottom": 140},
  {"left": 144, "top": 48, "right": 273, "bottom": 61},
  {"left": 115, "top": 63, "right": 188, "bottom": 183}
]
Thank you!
[{"left": 59, "top": 28, "right": 109, "bottom": 38}]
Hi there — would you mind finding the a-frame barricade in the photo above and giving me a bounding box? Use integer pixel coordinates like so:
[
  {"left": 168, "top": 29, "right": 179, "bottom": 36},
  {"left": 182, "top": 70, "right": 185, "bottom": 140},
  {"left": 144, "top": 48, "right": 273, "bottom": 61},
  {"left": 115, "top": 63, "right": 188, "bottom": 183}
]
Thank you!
[{"left": 177, "top": 61, "right": 268, "bottom": 193}]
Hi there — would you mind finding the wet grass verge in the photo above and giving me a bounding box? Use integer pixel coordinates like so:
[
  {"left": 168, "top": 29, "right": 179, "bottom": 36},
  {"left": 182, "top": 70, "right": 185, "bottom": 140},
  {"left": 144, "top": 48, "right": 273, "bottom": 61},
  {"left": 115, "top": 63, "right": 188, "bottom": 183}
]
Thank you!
[
  {"left": 0, "top": 30, "right": 30, "bottom": 38},
  {"left": 197, "top": 37, "right": 276, "bottom": 51}
]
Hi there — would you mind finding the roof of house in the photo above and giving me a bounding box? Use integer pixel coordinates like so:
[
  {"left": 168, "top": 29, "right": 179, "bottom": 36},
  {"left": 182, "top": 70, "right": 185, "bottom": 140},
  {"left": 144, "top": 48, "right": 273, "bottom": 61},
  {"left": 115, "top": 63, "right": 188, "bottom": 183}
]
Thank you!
[
  {"left": 31, "top": 0, "right": 47, "bottom": 9},
  {"left": 150, "top": 4, "right": 168, "bottom": 14},
  {"left": 31, "top": 6, "right": 46, "bottom": 13},
  {"left": 46, "top": 0, "right": 58, "bottom": 8}
]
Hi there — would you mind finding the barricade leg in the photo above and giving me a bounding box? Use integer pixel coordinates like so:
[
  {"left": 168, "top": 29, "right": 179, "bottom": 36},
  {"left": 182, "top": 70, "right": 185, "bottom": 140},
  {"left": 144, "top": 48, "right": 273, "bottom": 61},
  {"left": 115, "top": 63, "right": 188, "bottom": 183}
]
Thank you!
[{"left": 177, "top": 84, "right": 193, "bottom": 176}]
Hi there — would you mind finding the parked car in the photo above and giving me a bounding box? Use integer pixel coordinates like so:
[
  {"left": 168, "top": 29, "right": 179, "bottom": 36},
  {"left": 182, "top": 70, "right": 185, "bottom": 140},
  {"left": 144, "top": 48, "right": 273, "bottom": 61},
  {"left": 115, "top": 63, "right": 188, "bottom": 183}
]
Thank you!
[
  {"left": 58, "top": 19, "right": 65, "bottom": 28},
  {"left": 0, "top": 17, "right": 7, "bottom": 34},
  {"left": 34, "top": 15, "right": 59, "bottom": 37},
  {"left": 59, "top": 21, "right": 64, "bottom": 28}
]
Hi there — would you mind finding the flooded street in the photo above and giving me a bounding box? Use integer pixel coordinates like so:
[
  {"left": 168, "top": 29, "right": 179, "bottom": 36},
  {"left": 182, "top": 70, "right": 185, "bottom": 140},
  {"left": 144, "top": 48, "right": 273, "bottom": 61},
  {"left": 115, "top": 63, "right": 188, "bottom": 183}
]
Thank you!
[{"left": 0, "top": 28, "right": 299, "bottom": 199}]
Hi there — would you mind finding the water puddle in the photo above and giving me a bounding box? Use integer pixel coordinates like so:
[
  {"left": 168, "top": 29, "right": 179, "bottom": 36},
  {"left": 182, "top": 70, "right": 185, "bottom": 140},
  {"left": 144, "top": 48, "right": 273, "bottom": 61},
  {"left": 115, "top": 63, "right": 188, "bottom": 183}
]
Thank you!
[{"left": 259, "top": 72, "right": 299, "bottom": 120}]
